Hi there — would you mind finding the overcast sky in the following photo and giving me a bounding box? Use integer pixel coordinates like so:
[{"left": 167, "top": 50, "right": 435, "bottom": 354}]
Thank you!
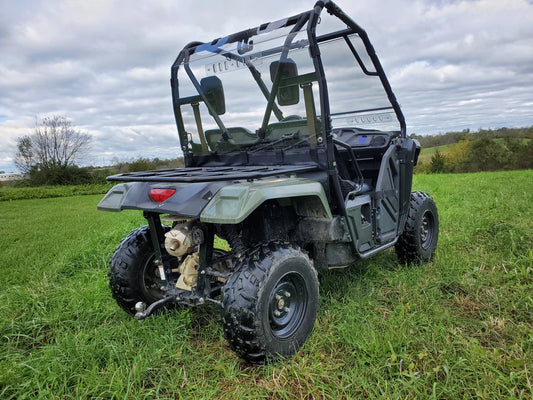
[{"left": 1, "top": 0, "right": 532, "bottom": 172}]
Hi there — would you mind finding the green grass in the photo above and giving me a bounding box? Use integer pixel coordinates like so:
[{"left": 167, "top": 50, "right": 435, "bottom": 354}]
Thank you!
[
  {"left": 419, "top": 144, "right": 452, "bottom": 156},
  {"left": 0, "top": 184, "right": 112, "bottom": 201},
  {"left": 418, "top": 144, "right": 452, "bottom": 164},
  {"left": 1, "top": 170, "right": 531, "bottom": 399}
]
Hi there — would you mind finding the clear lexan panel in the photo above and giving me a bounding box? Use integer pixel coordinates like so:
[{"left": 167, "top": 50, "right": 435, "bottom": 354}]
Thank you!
[
  {"left": 177, "top": 22, "right": 321, "bottom": 154},
  {"left": 319, "top": 35, "right": 400, "bottom": 132}
]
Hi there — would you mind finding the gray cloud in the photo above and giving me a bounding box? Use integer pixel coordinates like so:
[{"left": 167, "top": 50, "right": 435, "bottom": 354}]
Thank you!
[{"left": 1, "top": 0, "right": 532, "bottom": 172}]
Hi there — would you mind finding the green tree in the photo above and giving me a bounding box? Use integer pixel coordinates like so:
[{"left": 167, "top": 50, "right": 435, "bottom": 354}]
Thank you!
[
  {"left": 515, "top": 141, "right": 533, "bottom": 169},
  {"left": 429, "top": 149, "right": 447, "bottom": 173},
  {"left": 445, "top": 140, "right": 471, "bottom": 172},
  {"left": 464, "top": 138, "right": 511, "bottom": 172}
]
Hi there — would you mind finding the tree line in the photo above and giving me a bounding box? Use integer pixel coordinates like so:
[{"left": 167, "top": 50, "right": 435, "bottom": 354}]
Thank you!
[
  {"left": 414, "top": 127, "right": 533, "bottom": 173},
  {"left": 12, "top": 116, "right": 533, "bottom": 185},
  {"left": 411, "top": 126, "right": 533, "bottom": 148}
]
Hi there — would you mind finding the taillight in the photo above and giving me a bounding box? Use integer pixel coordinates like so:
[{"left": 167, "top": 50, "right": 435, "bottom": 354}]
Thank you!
[{"left": 149, "top": 188, "right": 176, "bottom": 203}]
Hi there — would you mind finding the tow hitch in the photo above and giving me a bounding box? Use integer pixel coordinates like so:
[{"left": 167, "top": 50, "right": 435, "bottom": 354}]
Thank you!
[
  {"left": 134, "top": 296, "right": 177, "bottom": 320},
  {"left": 134, "top": 290, "right": 213, "bottom": 320}
]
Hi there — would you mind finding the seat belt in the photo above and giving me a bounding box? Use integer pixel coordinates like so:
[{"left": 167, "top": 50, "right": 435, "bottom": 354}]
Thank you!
[
  {"left": 301, "top": 82, "right": 317, "bottom": 146},
  {"left": 191, "top": 102, "right": 209, "bottom": 153}
]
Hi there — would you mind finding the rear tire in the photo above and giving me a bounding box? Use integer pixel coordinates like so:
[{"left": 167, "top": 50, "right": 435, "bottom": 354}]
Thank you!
[
  {"left": 221, "top": 242, "right": 319, "bottom": 364},
  {"left": 396, "top": 191, "right": 439, "bottom": 264},
  {"left": 109, "top": 225, "right": 170, "bottom": 314}
]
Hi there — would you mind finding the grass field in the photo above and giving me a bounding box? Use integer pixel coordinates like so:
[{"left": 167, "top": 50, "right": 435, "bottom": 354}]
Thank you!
[
  {"left": 0, "top": 184, "right": 111, "bottom": 201},
  {"left": 418, "top": 145, "right": 452, "bottom": 164},
  {"left": 1, "top": 170, "right": 531, "bottom": 399}
]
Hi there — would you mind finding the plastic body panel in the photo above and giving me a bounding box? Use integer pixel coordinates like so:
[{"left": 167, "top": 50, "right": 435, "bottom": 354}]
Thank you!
[
  {"left": 98, "top": 181, "right": 227, "bottom": 216},
  {"left": 345, "top": 194, "right": 374, "bottom": 253},
  {"left": 200, "top": 178, "right": 332, "bottom": 224}
]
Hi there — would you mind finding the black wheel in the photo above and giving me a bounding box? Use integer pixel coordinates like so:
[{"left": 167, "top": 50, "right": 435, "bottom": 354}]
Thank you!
[
  {"left": 396, "top": 191, "right": 439, "bottom": 264},
  {"left": 109, "top": 225, "right": 170, "bottom": 314},
  {"left": 221, "top": 242, "right": 319, "bottom": 364}
]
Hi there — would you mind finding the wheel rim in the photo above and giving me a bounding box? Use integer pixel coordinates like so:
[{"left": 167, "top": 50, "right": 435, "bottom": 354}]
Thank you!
[
  {"left": 420, "top": 210, "right": 435, "bottom": 250},
  {"left": 140, "top": 253, "right": 165, "bottom": 302},
  {"left": 268, "top": 272, "right": 308, "bottom": 339}
]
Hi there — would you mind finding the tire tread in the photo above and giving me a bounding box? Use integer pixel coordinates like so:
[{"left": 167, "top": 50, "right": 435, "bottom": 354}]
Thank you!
[
  {"left": 395, "top": 191, "right": 438, "bottom": 264},
  {"left": 221, "top": 242, "right": 318, "bottom": 364}
]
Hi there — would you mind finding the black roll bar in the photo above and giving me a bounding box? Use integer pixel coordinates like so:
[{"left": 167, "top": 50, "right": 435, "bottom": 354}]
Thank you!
[{"left": 320, "top": 0, "right": 407, "bottom": 138}]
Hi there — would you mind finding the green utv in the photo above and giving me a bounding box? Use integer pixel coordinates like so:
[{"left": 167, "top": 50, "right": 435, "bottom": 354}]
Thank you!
[{"left": 98, "top": 0, "right": 439, "bottom": 363}]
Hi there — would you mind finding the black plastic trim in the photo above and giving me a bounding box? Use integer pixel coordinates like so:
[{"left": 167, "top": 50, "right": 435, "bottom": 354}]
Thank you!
[{"left": 107, "top": 165, "right": 319, "bottom": 183}]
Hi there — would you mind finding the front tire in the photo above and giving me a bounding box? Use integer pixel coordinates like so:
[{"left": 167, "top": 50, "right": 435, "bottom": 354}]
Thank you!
[
  {"left": 109, "top": 225, "right": 170, "bottom": 314},
  {"left": 396, "top": 191, "right": 439, "bottom": 264},
  {"left": 221, "top": 242, "right": 319, "bottom": 364}
]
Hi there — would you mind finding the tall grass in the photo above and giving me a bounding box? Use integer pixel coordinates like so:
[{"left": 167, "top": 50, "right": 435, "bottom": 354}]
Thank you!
[
  {"left": 0, "top": 170, "right": 531, "bottom": 399},
  {"left": 0, "top": 184, "right": 112, "bottom": 201}
]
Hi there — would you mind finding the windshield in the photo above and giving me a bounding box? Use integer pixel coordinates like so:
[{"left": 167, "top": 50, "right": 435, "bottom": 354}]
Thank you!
[
  {"left": 174, "top": 11, "right": 401, "bottom": 157},
  {"left": 319, "top": 35, "right": 401, "bottom": 133}
]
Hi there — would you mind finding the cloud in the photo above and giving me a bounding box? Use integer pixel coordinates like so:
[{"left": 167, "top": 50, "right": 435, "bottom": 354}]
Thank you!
[{"left": 0, "top": 0, "right": 532, "bottom": 172}]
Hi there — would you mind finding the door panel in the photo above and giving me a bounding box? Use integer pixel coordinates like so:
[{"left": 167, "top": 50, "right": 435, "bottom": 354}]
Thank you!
[
  {"left": 344, "top": 144, "right": 400, "bottom": 255},
  {"left": 374, "top": 145, "right": 400, "bottom": 244}
]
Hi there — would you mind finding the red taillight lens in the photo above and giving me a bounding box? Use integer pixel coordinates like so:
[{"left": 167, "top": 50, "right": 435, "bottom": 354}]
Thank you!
[{"left": 149, "top": 188, "right": 176, "bottom": 203}]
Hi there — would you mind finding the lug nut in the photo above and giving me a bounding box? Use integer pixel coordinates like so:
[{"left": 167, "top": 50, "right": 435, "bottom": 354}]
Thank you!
[
  {"left": 274, "top": 310, "right": 281, "bottom": 317},
  {"left": 284, "top": 291, "right": 291, "bottom": 298},
  {"left": 284, "top": 307, "right": 290, "bottom": 313},
  {"left": 275, "top": 294, "right": 282, "bottom": 301}
]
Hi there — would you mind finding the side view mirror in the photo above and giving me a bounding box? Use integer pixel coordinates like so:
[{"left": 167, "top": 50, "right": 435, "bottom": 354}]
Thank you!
[
  {"left": 270, "top": 59, "right": 299, "bottom": 106},
  {"left": 200, "top": 76, "right": 225, "bottom": 115}
]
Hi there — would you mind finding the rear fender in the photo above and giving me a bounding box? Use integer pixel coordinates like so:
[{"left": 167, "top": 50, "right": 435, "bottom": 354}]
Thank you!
[
  {"left": 200, "top": 178, "right": 331, "bottom": 224},
  {"left": 97, "top": 181, "right": 228, "bottom": 216}
]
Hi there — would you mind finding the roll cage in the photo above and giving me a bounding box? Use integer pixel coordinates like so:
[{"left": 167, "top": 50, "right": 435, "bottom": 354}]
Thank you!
[
  {"left": 171, "top": 1, "right": 405, "bottom": 153},
  {"left": 169, "top": 0, "right": 407, "bottom": 213}
]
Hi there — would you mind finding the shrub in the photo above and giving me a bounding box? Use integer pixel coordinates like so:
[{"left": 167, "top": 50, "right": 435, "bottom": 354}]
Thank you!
[
  {"left": 429, "top": 149, "right": 447, "bottom": 173},
  {"left": 445, "top": 140, "right": 471, "bottom": 172},
  {"left": 29, "top": 165, "right": 92, "bottom": 186},
  {"left": 127, "top": 158, "right": 156, "bottom": 172}
]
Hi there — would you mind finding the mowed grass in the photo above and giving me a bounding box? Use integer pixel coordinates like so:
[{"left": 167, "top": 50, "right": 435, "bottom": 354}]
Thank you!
[{"left": 0, "top": 170, "right": 531, "bottom": 399}]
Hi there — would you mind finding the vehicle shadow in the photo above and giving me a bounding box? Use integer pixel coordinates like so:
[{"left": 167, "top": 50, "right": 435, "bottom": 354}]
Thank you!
[{"left": 318, "top": 249, "right": 401, "bottom": 301}]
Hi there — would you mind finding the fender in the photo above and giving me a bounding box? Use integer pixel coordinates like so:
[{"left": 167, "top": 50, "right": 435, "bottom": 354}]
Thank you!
[
  {"left": 97, "top": 181, "right": 228, "bottom": 216},
  {"left": 200, "top": 177, "right": 332, "bottom": 224}
]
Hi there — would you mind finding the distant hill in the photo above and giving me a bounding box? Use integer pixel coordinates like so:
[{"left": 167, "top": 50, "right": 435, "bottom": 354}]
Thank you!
[
  {"left": 411, "top": 126, "right": 533, "bottom": 149},
  {"left": 412, "top": 126, "right": 533, "bottom": 173}
]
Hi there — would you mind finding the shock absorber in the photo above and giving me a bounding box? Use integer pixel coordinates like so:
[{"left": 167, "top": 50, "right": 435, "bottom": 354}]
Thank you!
[{"left": 220, "top": 225, "right": 246, "bottom": 257}]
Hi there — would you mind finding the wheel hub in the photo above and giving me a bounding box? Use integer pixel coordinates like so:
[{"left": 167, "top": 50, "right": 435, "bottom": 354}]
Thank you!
[
  {"left": 268, "top": 273, "right": 307, "bottom": 339},
  {"left": 420, "top": 210, "right": 434, "bottom": 250},
  {"left": 277, "top": 297, "right": 286, "bottom": 310},
  {"left": 140, "top": 255, "right": 166, "bottom": 302}
]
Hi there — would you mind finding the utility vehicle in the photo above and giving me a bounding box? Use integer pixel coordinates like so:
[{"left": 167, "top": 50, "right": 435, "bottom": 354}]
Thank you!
[{"left": 98, "top": 0, "right": 439, "bottom": 363}]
